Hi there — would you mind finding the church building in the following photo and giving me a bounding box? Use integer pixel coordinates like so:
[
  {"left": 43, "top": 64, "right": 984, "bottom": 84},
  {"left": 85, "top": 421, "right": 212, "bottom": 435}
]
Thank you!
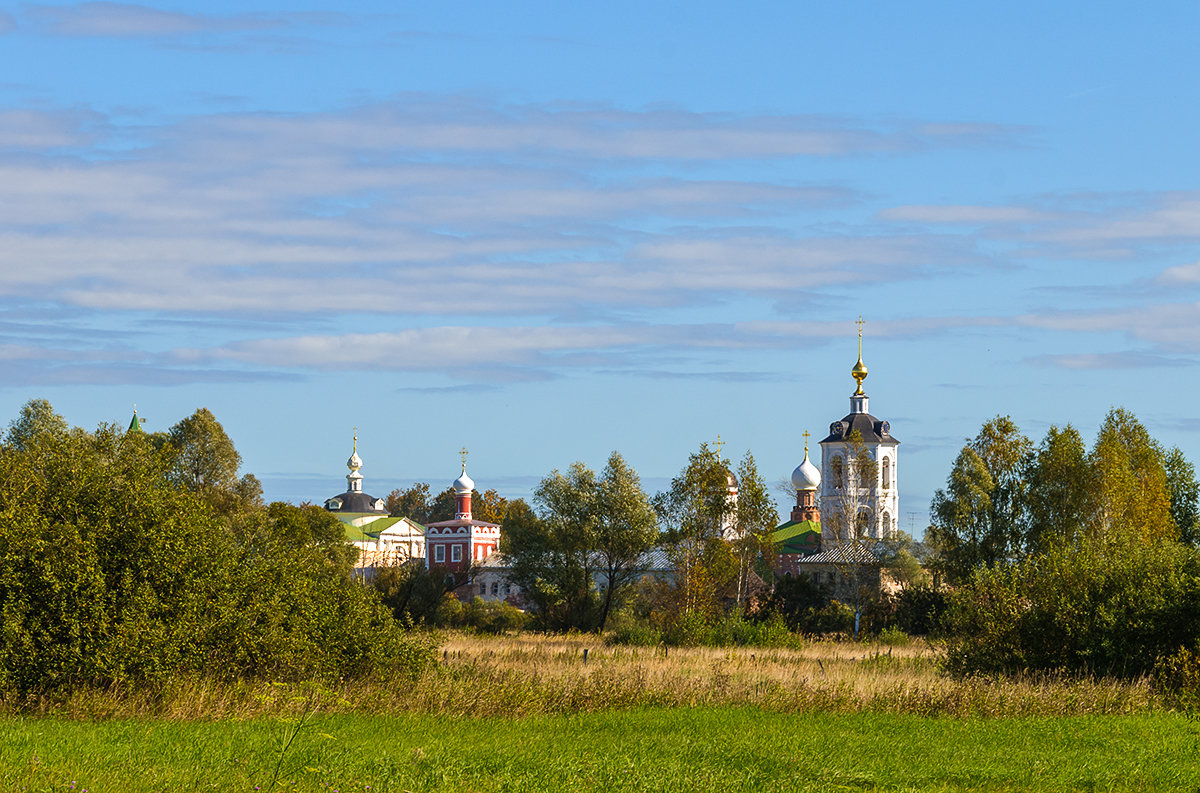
[
  {"left": 818, "top": 319, "right": 900, "bottom": 540},
  {"left": 324, "top": 433, "right": 426, "bottom": 570},
  {"left": 424, "top": 454, "right": 501, "bottom": 573}
]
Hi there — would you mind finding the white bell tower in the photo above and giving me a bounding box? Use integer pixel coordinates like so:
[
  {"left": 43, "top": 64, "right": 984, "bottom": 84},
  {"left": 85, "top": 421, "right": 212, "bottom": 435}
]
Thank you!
[{"left": 818, "top": 318, "right": 900, "bottom": 540}]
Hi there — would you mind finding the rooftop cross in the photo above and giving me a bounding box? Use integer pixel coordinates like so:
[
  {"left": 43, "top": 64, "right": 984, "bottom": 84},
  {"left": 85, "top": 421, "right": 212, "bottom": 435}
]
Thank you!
[
  {"left": 802, "top": 429, "right": 811, "bottom": 454},
  {"left": 460, "top": 446, "right": 469, "bottom": 470},
  {"left": 714, "top": 434, "right": 724, "bottom": 457}
]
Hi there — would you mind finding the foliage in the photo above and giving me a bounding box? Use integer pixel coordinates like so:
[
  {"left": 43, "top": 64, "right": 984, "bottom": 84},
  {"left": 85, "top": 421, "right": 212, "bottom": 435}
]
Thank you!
[
  {"left": 928, "top": 417, "right": 1031, "bottom": 584},
  {"left": 1090, "top": 407, "right": 1176, "bottom": 543},
  {"left": 592, "top": 452, "right": 658, "bottom": 630},
  {"left": 1166, "top": 447, "right": 1200, "bottom": 546},
  {"left": 943, "top": 534, "right": 1200, "bottom": 679},
  {"left": 1024, "top": 424, "right": 1092, "bottom": 554},
  {"left": 730, "top": 451, "right": 779, "bottom": 606},
  {"left": 372, "top": 561, "right": 453, "bottom": 625},
  {"left": 501, "top": 454, "right": 656, "bottom": 632},
  {"left": 385, "top": 482, "right": 431, "bottom": 521},
  {"left": 888, "top": 585, "right": 949, "bottom": 637},
  {"left": 1152, "top": 644, "right": 1200, "bottom": 711},
  {"left": 500, "top": 462, "right": 599, "bottom": 630},
  {"left": 437, "top": 597, "right": 529, "bottom": 634},
  {"left": 653, "top": 442, "right": 740, "bottom": 622},
  {"left": 0, "top": 399, "right": 432, "bottom": 699},
  {"left": 930, "top": 409, "right": 1199, "bottom": 583}
]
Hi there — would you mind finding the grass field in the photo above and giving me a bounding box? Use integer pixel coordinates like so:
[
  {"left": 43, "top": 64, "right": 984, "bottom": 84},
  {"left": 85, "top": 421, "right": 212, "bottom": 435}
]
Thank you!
[
  {"left": 1, "top": 633, "right": 1186, "bottom": 791},
  {"left": 4, "top": 708, "right": 1200, "bottom": 792}
]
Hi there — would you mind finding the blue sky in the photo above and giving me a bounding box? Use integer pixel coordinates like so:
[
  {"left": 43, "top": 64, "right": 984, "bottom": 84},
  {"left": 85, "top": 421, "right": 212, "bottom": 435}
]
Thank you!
[{"left": 2, "top": 1, "right": 1199, "bottom": 533}]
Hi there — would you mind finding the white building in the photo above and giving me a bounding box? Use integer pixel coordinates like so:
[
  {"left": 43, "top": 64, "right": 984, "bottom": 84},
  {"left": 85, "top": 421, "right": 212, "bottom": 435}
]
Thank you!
[
  {"left": 324, "top": 433, "right": 426, "bottom": 572},
  {"left": 818, "top": 322, "right": 900, "bottom": 540}
]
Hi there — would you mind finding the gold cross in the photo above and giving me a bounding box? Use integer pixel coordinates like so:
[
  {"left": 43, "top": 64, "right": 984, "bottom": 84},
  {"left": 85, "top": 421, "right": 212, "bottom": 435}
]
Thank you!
[
  {"left": 460, "top": 446, "right": 469, "bottom": 467},
  {"left": 856, "top": 316, "right": 865, "bottom": 338},
  {"left": 353, "top": 426, "right": 358, "bottom": 453},
  {"left": 714, "top": 434, "right": 724, "bottom": 457},
  {"left": 802, "top": 430, "right": 811, "bottom": 453}
]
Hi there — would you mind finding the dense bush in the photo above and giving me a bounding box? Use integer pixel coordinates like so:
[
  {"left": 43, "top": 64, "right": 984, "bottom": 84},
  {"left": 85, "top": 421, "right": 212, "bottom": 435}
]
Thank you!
[
  {"left": 944, "top": 535, "right": 1200, "bottom": 679},
  {"left": 0, "top": 402, "right": 435, "bottom": 699},
  {"left": 607, "top": 611, "right": 802, "bottom": 648},
  {"left": 1152, "top": 644, "right": 1200, "bottom": 711}
]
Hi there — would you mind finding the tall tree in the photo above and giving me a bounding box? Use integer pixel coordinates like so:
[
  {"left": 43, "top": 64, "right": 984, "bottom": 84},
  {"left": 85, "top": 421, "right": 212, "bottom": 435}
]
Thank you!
[
  {"left": 927, "top": 446, "right": 996, "bottom": 585},
  {"left": 927, "top": 416, "right": 1031, "bottom": 584},
  {"left": 1024, "top": 424, "right": 1093, "bottom": 554},
  {"left": 1090, "top": 407, "right": 1175, "bottom": 542},
  {"left": 386, "top": 482, "right": 431, "bottom": 522},
  {"left": 166, "top": 408, "right": 241, "bottom": 493},
  {"left": 6, "top": 398, "right": 70, "bottom": 452},
  {"left": 730, "top": 451, "right": 778, "bottom": 607},
  {"left": 593, "top": 452, "right": 657, "bottom": 631},
  {"left": 653, "top": 442, "right": 739, "bottom": 621},
  {"left": 500, "top": 463, "right": 599, "bottom": 630},
  {"left": 1166, "top": 447, "right": 1200, "bottom": 546},
  {"left": 970, "top": 415, "right": 1032, "bottom": 555}
]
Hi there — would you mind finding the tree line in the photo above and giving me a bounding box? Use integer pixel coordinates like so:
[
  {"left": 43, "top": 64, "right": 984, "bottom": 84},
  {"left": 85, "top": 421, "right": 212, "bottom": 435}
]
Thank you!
[
  {"left": 0, "top": 400, "right": 435, "bottom": 699},
  {"left": 927, "top": 408, "right": 1200, "bottom": 681}
]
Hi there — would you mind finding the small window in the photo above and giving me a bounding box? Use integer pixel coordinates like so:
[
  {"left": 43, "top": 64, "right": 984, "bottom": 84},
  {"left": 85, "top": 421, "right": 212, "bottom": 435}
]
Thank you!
[
  {"left": 479, "top": 582, "right": 486, "bottom": 595},
  {"left": 882, "top": 458, "right": 891, "bottom": 490},
  {"left": 434, "top": 545, "right": 445, "bottom": 563},
  {"left": 831, "top": 457, "right": 844, "bottom": 489},
  {"left": 451, "top": 544, "right": 462, "bottom": 562},
  {"left": 491, "top": 582, "right": 499, "bottom": 597}
]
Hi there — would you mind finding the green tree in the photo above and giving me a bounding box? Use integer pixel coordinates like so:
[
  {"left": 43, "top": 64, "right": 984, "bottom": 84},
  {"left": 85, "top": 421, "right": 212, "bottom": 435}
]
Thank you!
[
  {"left": 928, "top": 416, "right": 1031, "bottom": 584},
  {"left": 593, "top": 452, "right": 657, "bottom": 631},
  {"left": 653, "top": 443, "right": 740, "bottom": 623},
  {"left": 166, "top": 408, "right": 241, "bottom": 492},
  {"left": 1166, "top": 447, "right": 1200, "bottom": 546},
  {"left": 944, "top": 532, "right": 1200, "bottom": 679},
  {"left": 386, "top": 482, "right": 431, "bottom": 522},
  {"left": 500, "top": 463, "right": 599, "bottom": 630},
  {"left": 5, "top": 398, "right": 70, "bottom": 452},
  {"left": 730, "top": 451, "right": 778, "bottom": 607},
  {"left": 0, "top": 401, "right": 433, "bottom": 697},
  {"left": 1024, "top": 424, "right": 1092, "bottom": 554},
  {"left": 1089, "top": 407, "right": 1175, "bottom": 542}
]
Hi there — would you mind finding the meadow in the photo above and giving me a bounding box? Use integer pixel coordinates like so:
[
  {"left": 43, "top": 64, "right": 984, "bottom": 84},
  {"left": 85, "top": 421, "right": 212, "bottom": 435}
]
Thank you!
[{"left": 4, "top": 632, "right": 1193, "bottom": 791}]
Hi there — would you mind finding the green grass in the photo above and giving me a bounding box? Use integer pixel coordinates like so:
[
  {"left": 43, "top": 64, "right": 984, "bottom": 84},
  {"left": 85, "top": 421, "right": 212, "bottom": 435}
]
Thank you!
[{"left": 4, "top": 707, "right": 1200, "bottom": 792}]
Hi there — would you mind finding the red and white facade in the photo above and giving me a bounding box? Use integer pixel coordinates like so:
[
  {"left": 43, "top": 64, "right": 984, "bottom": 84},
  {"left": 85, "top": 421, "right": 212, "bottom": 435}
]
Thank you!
[{"left": 424, "top": 464, "right": 500, "bottom": 573}]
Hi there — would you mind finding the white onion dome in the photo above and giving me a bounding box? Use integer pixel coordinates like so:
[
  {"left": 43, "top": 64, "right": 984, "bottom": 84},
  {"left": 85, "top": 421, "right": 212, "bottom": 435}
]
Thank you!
[
  {"left": 453, "top": 467, "right": 475, "bottom": 494},
  {"left": 791, "top": 450, "right": 821, "bottom": 491},
  {"left": 347, "top": 451, "right": 362, "bottom": 471}
]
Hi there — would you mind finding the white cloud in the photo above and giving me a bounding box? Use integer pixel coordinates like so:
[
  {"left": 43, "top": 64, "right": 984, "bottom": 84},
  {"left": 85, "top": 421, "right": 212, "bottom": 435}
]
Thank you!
[
  {"left": 879, "top": 205, "right": 1050, "bottom": 224},
  {"left": 0, "top": 99, "right": 1016, "bottom": 317},
  {"left": 24, "top": 2, "right": 285, "bottom": 37}
]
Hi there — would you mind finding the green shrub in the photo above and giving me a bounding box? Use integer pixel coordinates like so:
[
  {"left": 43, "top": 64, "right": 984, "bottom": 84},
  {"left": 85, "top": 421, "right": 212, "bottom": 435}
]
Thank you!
[
  {"left": 0, "top": 401, "right": 437, "bottom": 700},
  {"left": 877, "top": 625, "right": 912, "bottom": 646},
  {"left": 606, "top": 622, "right": 664, "bottom": 647},
  {"left": 945, "top": 535, "right": 1200, "bottom": 679},
  {"left": 1152, "top": 644, "right": 1200, "bottom": 711},
  {"left": 460, "top": 598, "right": 529, "bottom": 634}
]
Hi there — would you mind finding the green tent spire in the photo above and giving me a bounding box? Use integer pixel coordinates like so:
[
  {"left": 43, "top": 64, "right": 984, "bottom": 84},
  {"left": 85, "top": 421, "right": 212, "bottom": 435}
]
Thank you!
[{"left": 128, "top": 406, "right": 144, "bottom": 434}]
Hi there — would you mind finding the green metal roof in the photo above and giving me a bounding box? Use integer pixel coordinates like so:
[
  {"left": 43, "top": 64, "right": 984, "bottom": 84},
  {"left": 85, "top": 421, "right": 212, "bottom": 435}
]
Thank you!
[
  {"left": 127, "top": 411, "right": 143, "bottom": 433},
  {"left": 772, "top": 519, "right": 822, "bottom": 555}
]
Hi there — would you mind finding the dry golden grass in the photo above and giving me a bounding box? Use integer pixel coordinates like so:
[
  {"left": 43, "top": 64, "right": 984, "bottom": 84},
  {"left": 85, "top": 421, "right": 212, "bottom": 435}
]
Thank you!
[{"left": 8, "top": 631, "right": 1158, "bottom": 720}]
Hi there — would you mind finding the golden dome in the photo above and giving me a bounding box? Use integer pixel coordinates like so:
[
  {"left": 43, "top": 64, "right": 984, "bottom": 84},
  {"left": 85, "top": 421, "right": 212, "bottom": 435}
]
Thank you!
[{"left": 851, "top": 316, "right": 868, "bottom": 395}]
